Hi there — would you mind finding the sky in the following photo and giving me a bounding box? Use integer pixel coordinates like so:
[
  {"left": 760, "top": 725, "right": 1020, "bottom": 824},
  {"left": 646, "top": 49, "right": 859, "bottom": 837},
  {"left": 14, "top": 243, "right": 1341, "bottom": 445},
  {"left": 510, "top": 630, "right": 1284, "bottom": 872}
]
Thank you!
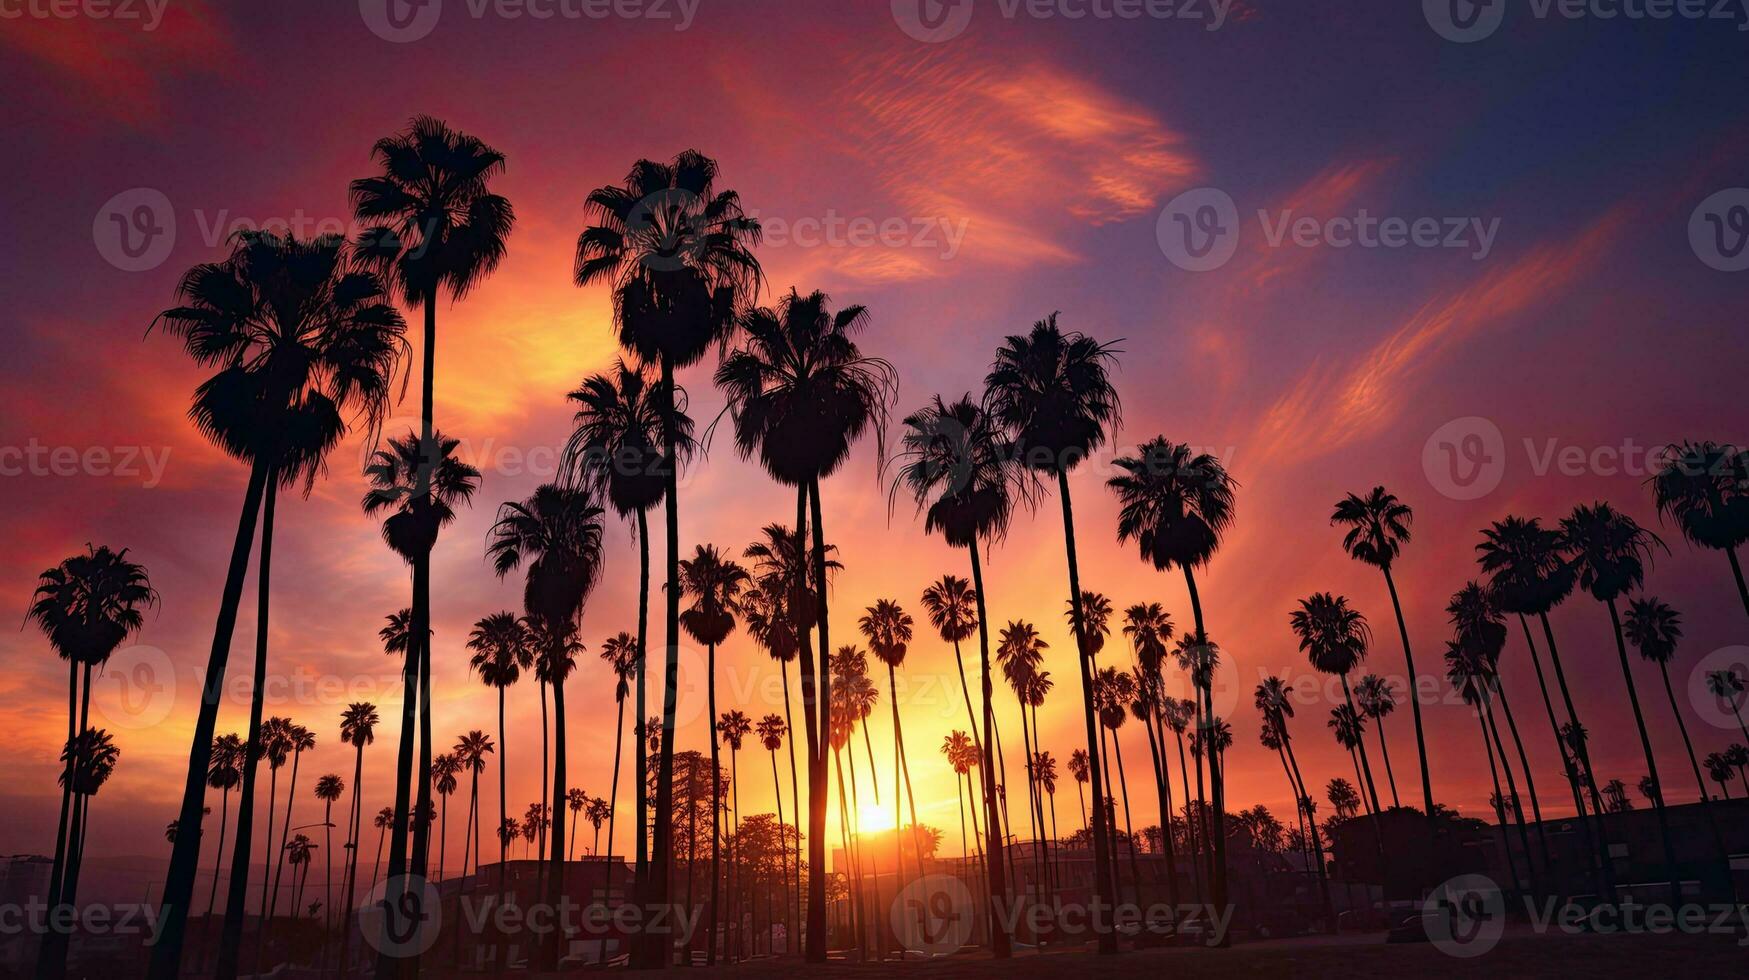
[{"left": 1, "top": 0, "right": 1747, "bottom": 884}]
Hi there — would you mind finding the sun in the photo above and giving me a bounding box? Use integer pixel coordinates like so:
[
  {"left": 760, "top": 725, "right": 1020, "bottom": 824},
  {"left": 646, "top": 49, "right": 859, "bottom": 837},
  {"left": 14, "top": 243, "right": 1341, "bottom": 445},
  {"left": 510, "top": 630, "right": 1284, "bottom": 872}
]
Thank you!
[{"left": 857, "top": 803, "right": 896, "bottom": 834}]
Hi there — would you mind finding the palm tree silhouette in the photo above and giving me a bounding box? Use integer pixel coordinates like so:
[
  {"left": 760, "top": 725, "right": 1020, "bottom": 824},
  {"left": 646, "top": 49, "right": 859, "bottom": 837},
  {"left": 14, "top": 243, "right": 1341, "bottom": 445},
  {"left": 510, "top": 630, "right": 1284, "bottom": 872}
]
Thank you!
[
  {"left": 1352, "top": 675, "right": 1401, "bottom": 809},
  {"left": 1094, "top": 666, "right": 1145, "bottom": 901},
  {"left": 679, "top": 543, "right": 749, "bottom": 965},
  {"left": 1108, "top": 437, "right": 1237, "bottom": 925},
  {"left": 1442, "top": 636, "right": 1536, "bottom": 889},
  {"left": 454, "top": 730, "right": 494, "bottom": 881},
  {"left": 1122, "top": 601, "right": 1182, "bottom": 908},
  {"left": 468, "top": 612, "right": 526, "bottom": 903},
  {"left": 266, "top": 721, "right": 315, "bottom": 953},
  {"left": 1332, "top": 487, "right": 1435, "bottom": 818},
  {"left": 336, "top": 703, "right": 378, "bottom": 973},
  {"left": 370, "top": 807, "right": 394, "bottom": 894},
  {"left": 433, "top": 754, "right": 461, "bottom": 879},
  {"left": 1255, "top": 677, "right": 1332, "bottom": 928},
  {"left": 717, "top": 711, "right": 752, "bottom": 962},
  {"left": 564, "top": 358, "right": 689, "bottom": 904},
  {"left": 577, "top": 152, "right": 761, "bottom": 963},
  {"left": 1162, "top": 696, "right": 1204, "bottom": 899},
  {"left": 1560, "top": 502, "right": 1681, "bottom": 903},
  {"left": 1068, "top": 748, "right": 1090, "bottom": 834},
  {"left": 756, "top": 712, "right": 792, "bottom": 943},
  {"left": 198, "top": 732, "right": 244, "bottom": 968},
  {"left": 250, "top": 715, "right": 294, "bottom": 964},
  {"left": 55, "top": 725, "right": 118, "bottom": 937},
  {"left": 313, "top": 772, "right": 343, "bottom": 963},
  {"left": 860, "top": 599, "right": 926, "bottom": 890},
  {"left": 149, "top": 228, "right": 405, "bottom": 979},
  {"left": 1650, "top": 441, "right": 1749, "bottom": 618},
  {"left": 27, "top": 544, "right": 155, "bottom": 980},
  {"left": 1728, "top": 744, "right": 1749, "bottom": 791},
  {"left": 1705, "top": 669, "right": 1749, "bottom": 742},
  {"left": 489, "top": 483, "right": 603, "bottom": 968},
  {"left": 351, "top": 118, "right": 513, "bottom": 934},
  {"left": 719, "top": 287, "right": 894, "bottom": 958},
  {"left": 596, "top": 632, "right": 637, "bottom": 895},
  {"left": 1291, "top": 594, "right": 1383, "bottom": 815},
  {"left": 566, "top": 787, "right": 589, "bottom": 862},
  {"left": 892, "top": 393, "right": 1026, "bottom": 957},
  {"left": 998, "top": 619, "right": 1052, "bottom": 902},
  {"left": 1624, "top": 599, "right": 1709, "bottom": 803},
  {"left": 921, "top": 576, "right": 988, "bottom": 771},
  {"left": 985, "top": 315, "right": 1121, "bottom": 954},
  {"left": 1704, "top": 752, "right": 1737, "bottom": 798}
]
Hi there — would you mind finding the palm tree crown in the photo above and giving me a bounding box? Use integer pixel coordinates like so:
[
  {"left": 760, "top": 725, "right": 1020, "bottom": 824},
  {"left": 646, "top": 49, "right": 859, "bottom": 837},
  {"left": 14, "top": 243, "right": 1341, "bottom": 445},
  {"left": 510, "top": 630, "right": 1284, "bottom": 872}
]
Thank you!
[
  {"left": 1109, "top": 438, "right": 1236, "bottom": 574},
  {"left": 1332, "top": 486, "right": 1413, "bottom": 570}
]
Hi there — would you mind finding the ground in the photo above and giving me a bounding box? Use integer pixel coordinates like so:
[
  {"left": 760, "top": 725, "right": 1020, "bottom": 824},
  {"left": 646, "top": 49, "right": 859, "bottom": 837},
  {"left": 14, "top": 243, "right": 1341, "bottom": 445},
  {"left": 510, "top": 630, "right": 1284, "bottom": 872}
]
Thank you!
[{"left": 610, "top": 929, "right": 1747, "bottom": 979}]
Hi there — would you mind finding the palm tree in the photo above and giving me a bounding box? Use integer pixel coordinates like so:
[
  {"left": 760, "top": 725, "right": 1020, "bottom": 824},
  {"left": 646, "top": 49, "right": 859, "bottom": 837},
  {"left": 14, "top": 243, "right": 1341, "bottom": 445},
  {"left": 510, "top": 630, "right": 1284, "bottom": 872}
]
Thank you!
[
  {"left": 577, "top": 152, "right": 761, "bottom": 964},
  {"left": 756, "top": 712, "right": 792, "bottom": 941},
  {"left": 860, "top": 599, "right": 926, "bottom": 886},
  {"left": 1560, "top": 502, "right": 1680, "bottom": 903},
  {"left": 285, "top": 835, "right": 313, "bottom": 922},
  {"left": 56, "top": 726, "right": 118, "bottom": 935},
  {"left": 454, "top": 730, "right": 494, "bottom": 880},
  {"left": 719, "top": 286, "right": 895, "bottom": 958},
  {"left": 313, "top": 773, "right": 344, "bottom": 958},
  {"left": 27, "top": 544, "right": 155, "bottom": 980},
  {"left": 1650, "top": 441, "right": 1749, "bottom": 617},
  {"left": 370, "top": 807, "right": 394, "bottom": 894},
  {"left": 1108, "top": 437, "right": 1237, "bottom": 925},
  {"left": 250, "top": 716, "right": 293, "bottom": 955},
  {"left": 718, "top": 710, "right": 752, "bottom": 962},
  {"left": 1068, "top": 749, "right": 1091, "bottom": 833},
  {"left": 351, "top": 117, "right": 512, "bottom": 923},
  {"left": 489, "top": 484, "right": 604, "bottom": 967},
  {"left": 1122, "top": 601, "right": 1181, "bottom": 905},
  {"left": 1094, "top": 667, "right": 1145, "bottom": 899},
  {"left": 921, "top": 576, "right": 987, "bottom": 767},
  {"left": 1705, "top": 752, "right": 1736, "bottom": 798},
  {"left": 336, "top": 703, "right": 378, "bottom": 973},
  {"left": 1332, "top": 487, "right": 1434, "bottom": 817},
  {"left": 433, "top": 754, "right": 461, "bottom": 879},
  {"left": 1445, "top": 641, "right": 1527, "bottom": 888},
  {"left": 267, "top": 723, "right": 315, "bottom": 940},
  {"left": 1706, "top": 669, "right": 1749, "bottom": 742},
  {"left": 1255, "top": 677, "right": 1332, "bottom": 927},
  {"left": 891, "top": 393, "right": 1021, "bottom": 957},
  {"left": 596, "top": 632, "right": 637, "bottom": 893},
  {"left": 1290, "top": 594, "right": 1382, "bottom": 813},
  {"left": 985, "top": 314, "right": 1122, "bottom": 954},
  {"left": 200, "top": 733, "right": 244, "bottom": 957},
  {"left": 1352, "top": 675, "right": 1401, "bottom": 808},
  {"left": 998, "top": 619, "right": 1052, "bottom": 900},
  {"left": 679, "top": 544, "right": 749, "bottom": 965},
  {"left": 468, "top": 612, "right": 526, "bottom": 902},
  {"left": 566, "top": 788, "right": 589, "bottom": 862},
  {"left": 1624, "top": 599, "right": 1708, "bottom": 803},
  {"left": 1729, "top": 744, "right": 1749, "bottom": 793},
  {"left": 149, "top": 229, "right": 406, "bottom": 979},
  {"left": 564, "top": 360, "right": 687, "bottom": 899}
]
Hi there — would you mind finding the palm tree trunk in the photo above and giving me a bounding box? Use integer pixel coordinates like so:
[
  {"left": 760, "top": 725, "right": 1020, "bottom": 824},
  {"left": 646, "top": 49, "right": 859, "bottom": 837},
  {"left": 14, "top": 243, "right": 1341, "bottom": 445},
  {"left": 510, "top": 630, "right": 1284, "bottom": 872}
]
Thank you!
[
  {"left": 218, "top": 473, "right": 277, "bottom": 980},
  {"left": 1538, "top": 614, "right": 1609, "bottom": 820},
  {"left": 1476, "top": 706, "right": 1523, "bottom": 896},
  {"left": 377, "top": 552, "right": 422, "bottom": 980},
  {"left": 1181, "top": 565, "right": 1227, "bottom": 931},
  {"left": 149, "top": 455, "right": 271, "bottom": 980},
  {"left": 539, "top": 679, "right": 550, "bottom": 867},
  {"left": 1517, "top": 615, "right": 1606, "bottom": 895},
  {"left": 338, "top": 742, "right": 365, "bottom": 975},
  {"left": 889, "top": 666, "right": 924, "bottom": 883},
  {"left": 634, "top": 507, "right": 651, "bottom": 930},
  {"left": 768, "top": 749, "right": 790, "bottom": 954},
  {"left": 270, "top": 750, "right": 304, "bottom": 928},
  {"left": 322, "top": 799, "right": 333, "bottom": 969},
  {"left": 1493, "top": 688, "right": 1554, "bottom": 881},
  {"left": 605, "top": 689, "right": 625, "bottom": 912},
  {"left": 807, "top": 477, "right": 836, "bottom": 962},
  {"left": 646, "top": 356, "right": 685, "bottom": 970},
  {"left": 1174, "top": 732, "right": 1203, "bottom": 903},
  {"left": 1338, "top": 676, "right": 1383, "bottom": 815},
  {"left": 1726, "top": 545, "right": 1749, "bottom": 620},
  {"left": 1053, "top": 471, "right": 1117, "bottom": 956},
  {"left": 1605, "top": 599, "right": 1682, "bottom": 906},
  {"left": 1483, "top": 699, "right": 1536, "bottom": 890},
  {"left": 707, "top": 643, "right": 722, "bottom": 967},
  {"left": 199, "top": 785, "right": 230, "bottom": 971},
  {"left": 37, "top": 659, "right": 78, "bottom": 980},
  {"left": 778, "top": 657, "right": 802, "bottom": 945},
  {"left": 966, "top": 543, "right": 1013, "bottom": 959},
  {"left": 1111, "top": 735, "right": 1145, "bottom": 904},
  {"left": 541, "top": 670, "right": 569, "bottom": 971},
  {"left": 253, "top": 764, "right": 280, "bottom": 973},
  {"left": 1280, "top": 731, "right": 1333, "bottom": 931},
  {"left": 413, "top": 575, "right": 435, "bottom": 892},
  {"left": 1141, "top": 705, "right": 1180, "bottom": 908},
  {"left": 1370, "top": 717, "right": 1400, "bottom": 808},
  {"left": 496, "top": 687, "right": 509, "bottom": 913},
  {"left": 950, "top": 637, "right": 986, "bottom": 763},
  {"left": 1074, "top": 780, "right": 1087, "bottom": 834},
  {"left": 1381, "top": 566, "right": 1435, "bottom": 818}
]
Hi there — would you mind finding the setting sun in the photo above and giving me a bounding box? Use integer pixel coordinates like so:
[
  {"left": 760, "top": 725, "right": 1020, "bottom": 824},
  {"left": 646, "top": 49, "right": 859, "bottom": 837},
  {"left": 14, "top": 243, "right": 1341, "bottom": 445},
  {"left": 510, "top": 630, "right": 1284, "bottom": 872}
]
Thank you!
[{"left": 857, "top": 803, "right": 896, "bottom": 835}]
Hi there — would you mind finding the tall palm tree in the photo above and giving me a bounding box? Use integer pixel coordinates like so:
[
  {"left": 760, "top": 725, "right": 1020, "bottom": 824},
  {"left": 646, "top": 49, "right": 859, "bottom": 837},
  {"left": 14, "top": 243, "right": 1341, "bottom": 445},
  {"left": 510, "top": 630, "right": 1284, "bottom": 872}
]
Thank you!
[
  {"left": 335, "top": 703, "right": 378, "bottom": 973},
  {"left": 986, "top": 314, "right": 1122, "bottom": 954},
  {"left": 27, "top": 544, "right": 155, "bottom": 980},
  {"left": 567, "top": 788, "right": 589, "bottom": 862},
  {"left": 1255, "top": 677, "right": 1331, "bottom": 927},
  {"left": 1122, "top": 601, "right": 1180, "bottom": 906},
  {"left": 1108, "top": 437, "right": 1237, "bottom": 925},
  {"left": 1326, "top": 707, "right": 1375, "bottom": 816},
  {"left": 200, "top": 733, "right": 244, "bottom": 962},
  {"left": 370, "top": 807, "right": 394, "bottom": 894},
  {"left": 1623, "top": 599, "right": 1707, "bottom": 802},
  {"left": 577, "top": 153, "right": 761, "bottom": 964},
  {"left": 1095, "top": 667, "right": 1145, "bottom": 899},
  {"left": 1560, "top": 502, "right": 1681, "bottom": 903},
  {"left": 468, "top": 612, "right": 526, "bottom": 903},
  {"left": 564, "top": 360, "right": 688, "bottom": 899},
  {"left": 859, "top": 600, "right": 925, "bottom": 889},
  {"left": 351, "top": 120, "right": 513, "bottom": 935},
  {"left": 921, "top": 576, "right": 986, "bottom": 766},
  {"left": 1290, "top": 594, "right": 1382, "bottom": 814},
  {"left": 1704, "top": 752, "right": 1736, "bottom": 798},
  {"left": 489, "top": 484, "right": 604, "bottom": 967},
  {"left": 251, "top": 716, "right": 293, "bottom": 951},
  {"left": 1650, "top": 441, "right": 1749, "bottom": 617},
  {"left": 719, "top": 288, "right": 893, "bottom": 959},
  {"left": 56, "top": 726, "right": 118, "bottom": 928},
  {"left": 679, "top": 543, "right": 749, "bottom": 965},
  {"left": 433, "top": 754, "right": 461, "bottom": 879},
  {"left": 1068, "top": 749, "right": 1090, "bottom": 833},
  {"left": 1352, "top": 675, "right": 1400, "bottom": 808},
  {"left": 756, "top": 712, "right": 792, "bottom": 943},
  {"left": 1729, "top": 744, "right": 1749, "bottom": 792},
  {"left": 149, "top": 228, "right": 406, "bottom": 979},
  {"left": 266, "top": 721, "right": 315, "bottom": 952},
  {"left": 1445, "top": 641, "right": 1526, "bottom": 890},
  {"left": 454, "top": 730, "right": 494, "bottom": 880},
  {"left": 892, "top": 394, "right": 1021, "bottom": 957},
  {"left": 998, "top": 619, "right": 1051, "bottom": 899},
  {"left": 596, "top": 632, "right": 637, "bottom": 893},
  {"left": 1332, "top": 487, "right": 1434, "bottom": 817},
  {"left": 313, "top": 773, "right": 344, "bottom": 959},
  {"left": 1163, "top": 695, "right": 1203, "bottom": 898},
  {"left": 718, "top": 710, "right": 752, "bottom": 962},
  {"left": 1706, "top": 669, "right": 1749, "bottom": 742}
]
